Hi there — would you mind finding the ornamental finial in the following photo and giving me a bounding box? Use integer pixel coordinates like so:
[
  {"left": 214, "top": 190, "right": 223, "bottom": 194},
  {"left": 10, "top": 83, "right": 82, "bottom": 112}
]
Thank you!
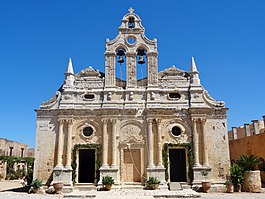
[{"left": 128, "top": 7, "right": 134, "bottom": 13}]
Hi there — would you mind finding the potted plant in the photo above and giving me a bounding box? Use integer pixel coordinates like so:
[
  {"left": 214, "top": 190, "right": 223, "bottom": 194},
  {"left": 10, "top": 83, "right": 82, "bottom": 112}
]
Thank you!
[
  {"left": 53, "top": 170, "right": 64, "bottom": 194},
  {"left": 201, "top": 171, "right": 211, "bottom": 193},
  {"left": 31, "top": 178, "right": 43, "bottom": 193},
  {"left": 102, "top": 175, "right": 114, "bottom": 191},
  {"left": 146, "top": 176, "right": 161, "bottom": 190},
  {"left": 237, "top": 154, "right": 262, "bottom": 192},
  {"left": 225, "top": 176, "right": 233, "bottom": 193},
  {"left": 230, "top": 163, "right": 243, "bottom": 192}
]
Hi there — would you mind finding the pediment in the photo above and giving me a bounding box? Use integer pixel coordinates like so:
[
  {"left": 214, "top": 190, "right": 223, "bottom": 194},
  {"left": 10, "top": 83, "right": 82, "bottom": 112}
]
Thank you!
[
  {"left": 158, "top": 65, "right": 187, "bottom": 77},
  {"left": 76, "top": 66, "right": 102, "bottom": 78}
]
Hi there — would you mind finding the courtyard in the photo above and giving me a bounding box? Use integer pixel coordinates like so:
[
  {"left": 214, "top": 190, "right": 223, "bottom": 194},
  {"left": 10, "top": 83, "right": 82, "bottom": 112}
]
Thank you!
[{"left": 0, "top": 180, "right": 265, "bottom": 199}]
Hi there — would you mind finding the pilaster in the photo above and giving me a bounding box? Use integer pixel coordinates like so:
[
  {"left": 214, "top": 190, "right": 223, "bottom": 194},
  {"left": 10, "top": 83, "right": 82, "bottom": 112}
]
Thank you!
[{"left": 126, "top": 52, "right": 137, "bottom": 88}]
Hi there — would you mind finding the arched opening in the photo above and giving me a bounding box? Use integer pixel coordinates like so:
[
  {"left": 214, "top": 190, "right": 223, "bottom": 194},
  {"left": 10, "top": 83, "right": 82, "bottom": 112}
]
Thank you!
[
  {"left": 116, "top": 48, "right": 126, "bottom": 87},
  {"left": 136, "top": 48, "right": 147, "bottom": 86},
  {"left": 128, "top": 17, "right": 135, "bottom": 28}
]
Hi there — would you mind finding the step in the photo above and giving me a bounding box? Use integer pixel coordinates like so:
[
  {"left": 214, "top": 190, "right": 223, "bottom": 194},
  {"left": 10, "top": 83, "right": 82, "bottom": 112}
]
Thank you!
[{"left": 169, "top": 182, "right": 182, "bottom": 190}]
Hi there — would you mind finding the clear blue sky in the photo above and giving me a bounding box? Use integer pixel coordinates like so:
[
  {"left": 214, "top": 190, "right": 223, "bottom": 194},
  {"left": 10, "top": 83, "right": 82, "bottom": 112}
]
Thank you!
[{"left": 0, "top": 1, "right": 264, "bottom": 148}]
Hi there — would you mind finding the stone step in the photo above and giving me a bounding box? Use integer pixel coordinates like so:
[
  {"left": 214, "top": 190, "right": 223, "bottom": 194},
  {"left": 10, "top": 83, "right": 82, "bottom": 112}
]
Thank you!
[
  {"left": 169, "top": 182, "right": 182, "bottom": 190},
  {"left": 74, "top": 183, "right": 97, "bottom": 191}
]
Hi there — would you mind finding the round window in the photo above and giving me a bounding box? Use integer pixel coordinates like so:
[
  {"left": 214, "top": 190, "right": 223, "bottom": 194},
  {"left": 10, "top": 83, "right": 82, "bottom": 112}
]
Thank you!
[
  {"left": 83, "top": 127, "right": 94, "bottom": 137},
  {"left": 127, "top": 36, "right": 136, "bottom": 44},
  {"left": 171, "top": 126, "right": 182, "bottom": 136}
]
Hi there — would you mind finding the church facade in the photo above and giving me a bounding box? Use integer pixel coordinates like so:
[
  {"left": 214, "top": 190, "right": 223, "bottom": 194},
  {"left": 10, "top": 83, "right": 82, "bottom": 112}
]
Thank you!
[{"left": 34, "top": 8, "right": 230, "bottom": 191}]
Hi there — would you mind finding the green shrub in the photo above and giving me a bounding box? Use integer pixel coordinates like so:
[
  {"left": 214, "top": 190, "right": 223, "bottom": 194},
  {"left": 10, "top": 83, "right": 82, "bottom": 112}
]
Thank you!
[
  {"left": 237, "top": 154, "right": 262, "bottom": 172},
  {"left": 31, "top": 179, "right": 42, "bottom": 188},
  {"left": 230, "top": 163, "right": 243, "bottom": 186},
  {"left": 102, "top": 175, "right": 114, "bottom": 185},
  {"left": 146, "top": 176, "right": 160, "bottom": 186}
]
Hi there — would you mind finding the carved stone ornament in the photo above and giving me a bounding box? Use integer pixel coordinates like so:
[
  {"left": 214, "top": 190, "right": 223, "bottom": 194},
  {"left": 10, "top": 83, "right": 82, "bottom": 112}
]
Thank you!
[{"left": 120, "top": 123, "right": 144, "bottom": 144}]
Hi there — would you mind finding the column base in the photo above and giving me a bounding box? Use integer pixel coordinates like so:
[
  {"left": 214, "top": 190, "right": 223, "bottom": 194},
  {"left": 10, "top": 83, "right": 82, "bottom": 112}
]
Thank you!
[
  {"left": 193, "top": 166, "right": 212, "bottom": 183},
  {"left": 98, "top": 167, "right": 119, "bottom": 186},
  {"left": 53, "top": 167, "right": 73, "bottom": 187},
  {"left": 147, "top": 167, "right": 166, "bottom": 185}
]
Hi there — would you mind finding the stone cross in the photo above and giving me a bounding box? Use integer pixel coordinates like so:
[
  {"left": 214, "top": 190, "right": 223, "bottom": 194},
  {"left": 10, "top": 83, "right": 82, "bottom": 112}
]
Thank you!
[{"left": 128, "top": 7, "right": 134, "bottom": 13}]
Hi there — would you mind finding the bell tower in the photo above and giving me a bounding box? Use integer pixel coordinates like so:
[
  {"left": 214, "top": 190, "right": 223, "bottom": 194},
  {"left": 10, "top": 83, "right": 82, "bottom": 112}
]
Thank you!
[{"left": 104, "top": 7, "right": 158, "bottom": 88}]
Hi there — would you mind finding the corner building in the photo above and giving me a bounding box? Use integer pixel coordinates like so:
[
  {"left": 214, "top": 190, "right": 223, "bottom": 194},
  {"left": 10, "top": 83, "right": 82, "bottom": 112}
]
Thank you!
[{"left": 34, "top": 8, "right": 230, "bottom": 191}]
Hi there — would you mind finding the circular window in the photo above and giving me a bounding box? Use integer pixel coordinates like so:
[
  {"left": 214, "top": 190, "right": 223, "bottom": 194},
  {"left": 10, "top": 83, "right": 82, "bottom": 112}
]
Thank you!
[
  {"left": 83, "top": 127, "right": 94, "bottom": 137},
  {"left": 171, "top": 126, "right": 182, "bottom": 136},
  {"left": 127, "top": 36, "right": 136, "bottom": 44}
]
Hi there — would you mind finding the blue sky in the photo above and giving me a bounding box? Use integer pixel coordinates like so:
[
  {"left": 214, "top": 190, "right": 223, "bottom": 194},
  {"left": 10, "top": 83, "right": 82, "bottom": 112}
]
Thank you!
[{"left": 0, "top": 1, "right": 264, "bottom": 148}]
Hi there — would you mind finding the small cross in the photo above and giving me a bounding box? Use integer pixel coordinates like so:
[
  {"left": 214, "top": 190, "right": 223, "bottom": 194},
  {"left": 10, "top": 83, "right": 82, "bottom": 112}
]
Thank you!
[{"left": 128, "top": 7, "right": 134, "bottom": 13}]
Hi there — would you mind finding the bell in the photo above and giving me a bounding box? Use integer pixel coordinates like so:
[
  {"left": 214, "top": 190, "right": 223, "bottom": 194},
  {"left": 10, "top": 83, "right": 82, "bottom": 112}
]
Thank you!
[
  {"left": 117, "top": 56, "right": 124, "bottom": 64},
  {"left": 129, "top": 23, "right": 134, "bottom": 28},
  {"left": 138, "top": 56, "right": 145, "bottom": 65}
]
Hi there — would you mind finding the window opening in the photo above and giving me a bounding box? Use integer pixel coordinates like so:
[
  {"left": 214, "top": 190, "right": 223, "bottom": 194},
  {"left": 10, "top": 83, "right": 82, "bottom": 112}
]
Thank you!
[
  {"left": 9, "top": 147, "right": 13, "bottom": 156},
  {"left": 116, "top": 49, "right": 126, "bottom": 82},
  {"left": 136, "top": 49, "right": 147, "bottom": 84},
  {"left": 171, "top": 126, "right": 182, "bottom": 136},
  {"left": 128, "top": 17, "right": 135, "bottom": 28},
  {"left": 169, "top": 93, "right": 181, "bottom": 99},
  {"left": 83, "top": 127, "right": 94, "bottom": 137},
  {"left": 84, "top": 94, "right": 95, "bottom": 100},
  {"left": 21, "top": 148, "right": 24, "bottom": 157}
]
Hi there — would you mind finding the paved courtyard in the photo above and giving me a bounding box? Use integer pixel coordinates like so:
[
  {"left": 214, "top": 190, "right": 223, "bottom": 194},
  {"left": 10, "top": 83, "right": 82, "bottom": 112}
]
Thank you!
[{"left": 1, "top": 180, "right": 265, "bottom": 199}]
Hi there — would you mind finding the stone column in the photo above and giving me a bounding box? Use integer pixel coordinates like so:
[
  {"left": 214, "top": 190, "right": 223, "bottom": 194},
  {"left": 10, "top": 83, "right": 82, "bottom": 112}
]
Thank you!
[
  {"left": 232, "top": 127, "right": 237, "bottom": 140},
  {"left": 102, "top": 119, "right": 109, "bottom": 168},
  {"left": 192, "top": 119, "right": 201, "bottom": 167},
  {"left": 201, "top": 119, "right": 209, "bottom": 167},
  {"left": 244, "top": 123, "right": 251, "bottom": 137},
  {"left": 65, "top": 119, "right": 73, "bottom": 170},
  {"left": 55, "top": 119, "right": 64, "bottom": 169},
  {"left": 147, "top": 119, "right": 155, "bottom": 168},
  {"left": 156, "top": 119, "right": 163, "bottom": 167},
  {"left": 252, "top": 120, "right": 259, "bottom": 135},
  {"left": 111, "top": 119, "right": 117, "bottom": 168}
]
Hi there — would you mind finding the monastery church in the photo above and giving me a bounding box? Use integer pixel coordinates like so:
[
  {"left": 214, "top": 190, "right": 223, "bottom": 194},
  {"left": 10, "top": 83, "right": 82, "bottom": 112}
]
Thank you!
[{"left": 34, "top": 8, "right": 230, "bottom": 191}]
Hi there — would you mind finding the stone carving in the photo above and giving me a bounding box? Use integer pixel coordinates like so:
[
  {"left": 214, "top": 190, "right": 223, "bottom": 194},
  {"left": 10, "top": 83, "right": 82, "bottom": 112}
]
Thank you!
[
  {"left": 40, "top": 91, "right": 61, "bottom": 109},
  {"left": 120, "top": 123, "right": 143, "bottom": 143}
]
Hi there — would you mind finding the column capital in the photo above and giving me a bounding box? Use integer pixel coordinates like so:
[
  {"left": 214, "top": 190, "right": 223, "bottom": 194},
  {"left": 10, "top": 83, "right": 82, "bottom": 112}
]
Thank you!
[
  {"left": 101, "top": 119, "right": 108, "bottom": 123},
  {"left": 110, "top": 119, "right": 117, "bottom": 123},
  {"left": 57, "top": 118, "right": 65, "bottom": 124},
  {"left": 156, "top": 118, "right": 161, "bottom": 124},
  {"left": 126, "top": 52, "right": 137, "bottom": 57},
  {"left": 147, "top": 118, "right": 153, "bottom": 124},
  {"left": 66, "top": 118, "right": 74, "bottom": 124},
  {"left": 200, "top": 118, "right": 207, "bottom": 125}
]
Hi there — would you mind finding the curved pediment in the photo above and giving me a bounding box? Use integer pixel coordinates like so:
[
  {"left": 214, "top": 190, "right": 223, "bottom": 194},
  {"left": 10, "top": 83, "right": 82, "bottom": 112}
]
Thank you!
[{"left": 75, "top": 66, "right": 103, "bottom": 79}]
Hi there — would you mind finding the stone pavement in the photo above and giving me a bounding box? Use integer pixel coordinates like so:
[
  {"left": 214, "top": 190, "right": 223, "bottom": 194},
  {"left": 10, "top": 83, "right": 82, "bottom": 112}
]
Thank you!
[
  {"left": 64, "top": 189, "right": 200, "bottom": 198},
  {"left": 1, "top": 190, "right": 265, "bottom": 199}
]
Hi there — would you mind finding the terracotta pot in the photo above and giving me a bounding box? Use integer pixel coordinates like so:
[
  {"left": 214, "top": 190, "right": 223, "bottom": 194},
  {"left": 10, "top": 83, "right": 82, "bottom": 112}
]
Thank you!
[
  {"left": 226, "top": 184, "right": 233, "bottom": 193},
  {"left": 53, "top": 182, "right": 64, "bottom": 193},
  {"left": 32, "top": 187, "right": 40, "bottom": 194},
  {"left": 151, "top": 183, "right": 159, "bottom": 190},
  {"left": 104, "top": 184, "right": 112, "bottom": 191},
  {"left": 201, "top": 181, "right": 211, "bottom": 193}
]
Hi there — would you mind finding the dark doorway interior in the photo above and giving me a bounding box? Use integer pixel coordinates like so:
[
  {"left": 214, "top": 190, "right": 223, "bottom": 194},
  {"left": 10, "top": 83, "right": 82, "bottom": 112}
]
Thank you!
[
  {"left": 78, "top": 149, "right": 95, "bottom": 183},
  {"left": 169, "top": 148, "right": 187, "bottom": 182}
]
